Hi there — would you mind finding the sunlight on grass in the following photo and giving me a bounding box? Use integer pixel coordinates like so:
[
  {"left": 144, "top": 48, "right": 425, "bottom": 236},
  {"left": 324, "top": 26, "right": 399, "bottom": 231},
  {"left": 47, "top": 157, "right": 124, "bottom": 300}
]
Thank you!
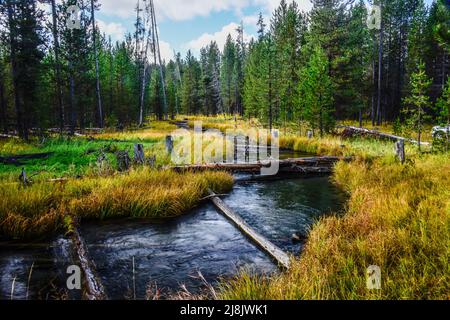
[
  {"left": 220, "top": 153, "right": 449, "bottom": 300},
  {"left": 0, "top": 169, "right": 233, "bottom": 240}
]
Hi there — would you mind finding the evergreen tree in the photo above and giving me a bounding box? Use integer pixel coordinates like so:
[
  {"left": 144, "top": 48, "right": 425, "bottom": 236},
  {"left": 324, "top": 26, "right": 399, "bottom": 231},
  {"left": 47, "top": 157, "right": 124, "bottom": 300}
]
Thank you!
[
  {"left": 221, "top": 34, "right": 237, "bottom": 114},
  {"left": 402, "top": 61, "right": 432, "bottom": 152},
  {"left": 4, "top": 0, "right": 45, "bottom": 139},
  {"left": 181, "top": 50, "right": 201, "bottom": 114},
  {"left": 298, "top": 45, "right": 335, "bottom": 137}
]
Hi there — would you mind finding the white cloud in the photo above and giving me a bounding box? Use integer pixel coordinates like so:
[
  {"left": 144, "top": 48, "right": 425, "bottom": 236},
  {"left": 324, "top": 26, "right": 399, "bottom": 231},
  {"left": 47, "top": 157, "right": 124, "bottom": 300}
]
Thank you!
[
  {"left": 256, "top": 0, "right": 312, "bottom": 15},
  {"left": 98, "top": 0, "right": 312, "bottom": 21},
  {"left": 97, "top": 19, "right": 126, "bottom": 42},
  {"left": 186, "top": 22, "right": 255, "bottom": 54},
  {"left": 159, "top": 40, "right": 174, "bottom": 63},
  {"left": 99, "top": 0, "right": 249, "bottom": 21},
  {"left": 242, "top": 14, "right": 259, "bottom": 27}
]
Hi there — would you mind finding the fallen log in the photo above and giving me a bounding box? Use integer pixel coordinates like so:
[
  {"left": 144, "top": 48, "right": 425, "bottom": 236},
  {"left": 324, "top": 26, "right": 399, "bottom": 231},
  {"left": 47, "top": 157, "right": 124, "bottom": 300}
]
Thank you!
[
  {"left": 234, "top": 169, "right": 331, "bottom": 183},
  {"left": 338, "top": 125, "right": 431, "bottom": 146},
  {"left": 70, "top": 225, "right": 106, "bottom": 300},
  {"left": 0, "top": 152, "right": 54, "bottom": 165},
  {"left": 208, "top": 190, "right": 290, "bottom": 269},
  {"left": 0, "top": 133, "right": 19, "bottom": 139},
  {"left": 171, "top": 156, "right": 349, "bottom": 173}
]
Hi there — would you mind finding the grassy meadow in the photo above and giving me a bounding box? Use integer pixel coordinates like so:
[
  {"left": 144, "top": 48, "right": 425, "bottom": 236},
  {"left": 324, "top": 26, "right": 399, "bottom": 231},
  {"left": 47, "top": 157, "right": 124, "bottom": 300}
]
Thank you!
[
  {"left": 219, "top": 125, "right": 449, "bottom": 300},
  {"left": 0, "top": 120, "right": 233, "bottom": 240},
  {"left": 0, "top": 116, "right": 448, "bottom": 300}
]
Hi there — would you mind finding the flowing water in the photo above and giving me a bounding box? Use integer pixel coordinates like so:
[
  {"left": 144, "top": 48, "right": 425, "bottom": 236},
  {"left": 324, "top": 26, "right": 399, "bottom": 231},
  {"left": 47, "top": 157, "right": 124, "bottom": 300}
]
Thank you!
[{"left": 0, "top": 175, "right": 345, "bottom": 300}]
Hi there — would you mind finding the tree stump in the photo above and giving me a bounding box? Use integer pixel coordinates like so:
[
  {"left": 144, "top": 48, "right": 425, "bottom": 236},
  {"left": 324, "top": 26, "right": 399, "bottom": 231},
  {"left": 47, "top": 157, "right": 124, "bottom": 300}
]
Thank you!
[
  {"left": 19, "top": 168, "right": 28, "bottom": 187},
  {"left": 134, "top": 144, "right": 145, "bottom": 164},
  {"left": 245, "top": 136, "right": 250, "bottom": 163},
  {"left": 234, "top": 136, "right": 238, "bottom": 163},
  {"left": 96, "top": 152, "right": 108, "bottom": 173},
  {"left": 395, "top": 139, "right": 405, "bottom": 163},
  {"left": 147, "top": 155, "right": 156, "bottom": 168},
  {"left": 116, "top": 151, "right": 131, "bottom": 172},
  {"left": 165, "top": 135, "right": 173, "bottom": 155}
]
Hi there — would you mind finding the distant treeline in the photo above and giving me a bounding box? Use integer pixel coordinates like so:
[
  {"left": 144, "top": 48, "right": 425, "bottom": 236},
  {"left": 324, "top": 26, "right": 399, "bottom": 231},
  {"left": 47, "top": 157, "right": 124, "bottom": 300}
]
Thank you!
[{"left": 0, "top": 0, "right": 449, "bottom": 139}]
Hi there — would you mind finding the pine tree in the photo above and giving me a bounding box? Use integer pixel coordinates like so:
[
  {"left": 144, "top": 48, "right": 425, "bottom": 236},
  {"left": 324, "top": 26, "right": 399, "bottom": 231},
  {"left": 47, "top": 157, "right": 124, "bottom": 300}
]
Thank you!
[
  {"left": 344, "top": 0, "right": 371, "bottom": 126},
  {"left": 221, "top": 34, "right": 236, "bottom": 114},
  {"left": 298, "top": 45, "right": 334, "bottom": 137},
  {"left": 4, "top": 0, "right": 45, "bottom": 139},
  {"left": 402, "top": 61, "right": 432, "bottom": 152},
  {"left": 271, "top": 0, "right": 307, "bottom": 130},
  {"left": 181, "top": 50, "right": 201, "bottom": 114}
]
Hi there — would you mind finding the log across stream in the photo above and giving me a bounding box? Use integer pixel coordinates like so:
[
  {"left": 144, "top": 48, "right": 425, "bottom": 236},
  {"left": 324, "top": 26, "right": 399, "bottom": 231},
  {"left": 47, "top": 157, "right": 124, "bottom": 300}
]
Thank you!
[{"left": 0, "top": 177, "right": 345, "bottom": 300}]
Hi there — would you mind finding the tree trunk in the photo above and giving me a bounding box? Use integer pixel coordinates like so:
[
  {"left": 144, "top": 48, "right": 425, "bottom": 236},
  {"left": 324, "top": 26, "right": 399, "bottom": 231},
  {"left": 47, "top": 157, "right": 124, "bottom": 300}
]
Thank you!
[
  {"left": 418, "top": 107, "right": 422, "bottom": 153},
  {"left": 376, "top": 8, "right": 383, "bottom": 126},
  {"left": 91, "top": 0, "right": 103, "bottom": 128},
  {"left": 51, "top": 0, "right": 65, "bottom": 134},
  {"left": 69, "top": 58, "right": 76, "bottom": 135},
  {"left": 359, "top": 109, "right": 363, "bottom": 128},
  {"left": 6, "top": 0, "right": 24, "bottom": 139},
  {"left": 108, "top": 37, "right": 114, "bottom": 117},
  {"left": 268, "top": 48, "right": 273, "bottom": 133},
  {"left": 150, "top": 0, "right": 168, "bottom": 120},
  {"left": 371, "top": 46, "right": 376, "bottom": 127},
  {"left": 0, "top": 70, "right": 6, "bottom": 133}
]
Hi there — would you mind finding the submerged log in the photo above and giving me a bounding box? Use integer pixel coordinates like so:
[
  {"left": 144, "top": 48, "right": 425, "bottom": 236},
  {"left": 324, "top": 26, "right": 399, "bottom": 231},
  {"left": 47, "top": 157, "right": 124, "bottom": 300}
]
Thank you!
[
  {"left": 208, "top": 190, "right": 290, "bottom": 269},
  {"left": 70, "top": 225, "right": 106, "bottom": 300},
  {"left": 338, "top": 125, "right": 430, "bottom": 146}
]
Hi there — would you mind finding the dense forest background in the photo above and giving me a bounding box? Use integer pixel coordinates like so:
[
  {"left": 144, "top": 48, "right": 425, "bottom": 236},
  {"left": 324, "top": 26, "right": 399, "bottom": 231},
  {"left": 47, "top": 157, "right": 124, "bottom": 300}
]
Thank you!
[{"left": 0, "top": 0, "right": 449, "bottom": 139}]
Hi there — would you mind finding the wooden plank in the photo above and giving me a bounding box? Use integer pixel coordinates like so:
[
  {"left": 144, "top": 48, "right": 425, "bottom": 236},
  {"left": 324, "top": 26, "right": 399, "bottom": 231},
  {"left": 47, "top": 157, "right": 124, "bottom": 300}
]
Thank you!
[{"left": 208, "top": 190, "right": 290, "bottom": 269}]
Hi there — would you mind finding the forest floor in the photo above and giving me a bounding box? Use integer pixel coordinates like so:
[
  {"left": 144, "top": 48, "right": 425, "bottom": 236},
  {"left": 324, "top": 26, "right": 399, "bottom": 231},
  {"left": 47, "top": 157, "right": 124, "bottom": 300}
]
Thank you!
[{"left": 0, "top": 117, "right": 448, "bottom": 299}]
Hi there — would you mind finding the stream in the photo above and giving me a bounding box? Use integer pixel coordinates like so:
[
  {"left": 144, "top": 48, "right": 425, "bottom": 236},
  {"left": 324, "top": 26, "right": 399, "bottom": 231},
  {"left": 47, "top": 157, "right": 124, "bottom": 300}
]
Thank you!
[{"left": 0, "top": 173, "right": 345, "bottom": 300}]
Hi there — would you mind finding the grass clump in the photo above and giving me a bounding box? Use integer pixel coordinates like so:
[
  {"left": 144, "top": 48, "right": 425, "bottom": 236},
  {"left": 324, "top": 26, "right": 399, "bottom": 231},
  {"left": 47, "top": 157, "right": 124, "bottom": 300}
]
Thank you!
[
  {"left": 70, "top": 169, "right": 233, "bottom": 220},
  {"left": 220, "top": 154, "right": 449, "bottom": 300},
  {"left": 0, "top": 169, "right": 233, "bottom": 240}
]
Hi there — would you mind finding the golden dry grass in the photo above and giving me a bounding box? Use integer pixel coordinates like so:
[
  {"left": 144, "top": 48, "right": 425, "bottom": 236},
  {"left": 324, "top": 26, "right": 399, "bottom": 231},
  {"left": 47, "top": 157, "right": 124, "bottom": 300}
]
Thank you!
[
  {"left": 220, "top": 154, "right": 449, "bottom": 300},
  {"left": 0, "top": 169, "right": 233, "bottom": 240}
]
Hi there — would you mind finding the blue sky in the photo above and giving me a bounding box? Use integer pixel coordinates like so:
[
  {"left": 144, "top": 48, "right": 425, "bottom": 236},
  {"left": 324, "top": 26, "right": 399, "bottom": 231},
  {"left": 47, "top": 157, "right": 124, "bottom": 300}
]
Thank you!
[
  {"left": 87, "top": 0, "right": 435, "bottom": 62},
  {"left": 94, "top": 0, "right": 313, "bottom": 61}
]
